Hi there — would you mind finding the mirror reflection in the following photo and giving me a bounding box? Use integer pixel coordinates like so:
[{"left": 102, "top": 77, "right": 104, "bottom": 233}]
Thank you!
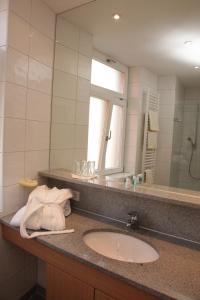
[{"left": 50, "top": 0, "right": 200, "bottom": 192}]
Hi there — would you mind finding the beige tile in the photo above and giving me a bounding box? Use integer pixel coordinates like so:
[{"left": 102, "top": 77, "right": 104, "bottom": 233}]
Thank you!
[
  {"left": 75, "top": 102, "right": 89, "bottom": 125},
  {"left": 4, "top": 82, "right": 27, "bottom": 118},
  {"left": 78, "top": 54, "right": 91, "bottom": 80},
  {"left": 8, "top": 12, "right": 30, "bottom": 54},
  {"left": 0, "top": 118, "right": 3, "bottom": 152},
  {"left": 27, "top": 89, "right": 51, "bottom": 122},
  {"left": 53, "top": 70, "right": 77, "bottom": 99},
  {"left": 4, "top": 118, "right": 26, "bottom": 152},
  {"left": 31, "top": 0, "right": 55, "bottom": 39},
  {"left": 10, "top": 0, "right": 31, "bottom": 21},
  {"left": 26, "top": 120, "right": 50, "bottom": 151},
  {"left": 54, "top": 43, "right": 78, "bottom": 75},
  {"left": 51, "top": 123, "right": 74, "bottom": 149},
  {"left": 52, "top": 97, "right": 75, "bottom": 124},
  {"left": 25, "top": 150, "right": 49, "bottom": 178},
  {"left": 50, "top": 149, "right": 73, "bottom": 170},
  {"left": 0, "top": 10, "right": 8, "bottom": 46},
  {"left": 56, "top": 17, "right": 79, "bottom": 50},
  {"left": 73, "top": 148, "right": 87, "bottom": 162},
  {"left": 75, "top": 125, "right": 88, "bottom": 148},
  {"left": 2, "top": 185, "right": 25, "bottom": 216},
  {"left": 7, "top": 47, "right": 28, "bottom": 86},
  {"left": 0, "top": 46, "right": 7, "bottom": 81},
  {"left": 29, "top": 27, "right": 54, "bottom": 67},
  {"left": 0, "top": 0, "right": 9, "bottom": 11},
  {"left": 28, "top": 58, "right": 52, "bottom": 94},
  {"left": 79, "top": 30, "right": 93, "bottom": 57},
  {"left": 3, "top": 152, "right": 24, "bottom": 186},
  {"left": 77, "top": 77, "right": 91, "bottom": 102},
  {"left": 0, "top": 82, "right": 5, "bottom": 117}
]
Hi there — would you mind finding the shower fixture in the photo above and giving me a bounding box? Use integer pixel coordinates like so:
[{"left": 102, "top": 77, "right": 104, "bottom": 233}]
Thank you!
[{"left": 188, "top": 103, "right": 200, "bottom": 180}]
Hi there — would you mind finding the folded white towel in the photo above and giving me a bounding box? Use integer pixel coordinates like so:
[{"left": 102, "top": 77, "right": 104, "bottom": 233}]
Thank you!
[
  {"left": 145, "top": 169, "right": 153, "bottom": 184},
  {"left": 10, "top": 185, "right": 74, "bottom": 239},
  {"left": 147, "top": 131, "right": 157, "bottom": 150},
  {"left": 149, "top": 110, "right": 159, "bottom": 132}
]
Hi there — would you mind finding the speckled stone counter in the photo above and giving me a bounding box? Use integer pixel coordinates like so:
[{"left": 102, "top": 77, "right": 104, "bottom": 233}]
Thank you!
[{"left": 1, "top": 213, "right": 200, "bottom": 300}]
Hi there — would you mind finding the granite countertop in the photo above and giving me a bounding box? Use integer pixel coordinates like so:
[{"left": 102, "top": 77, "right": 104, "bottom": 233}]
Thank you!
[
  {"left": 39, "top": 169, "right": 200, "bottom": 209},
  {"left": 1, "top": 212, "right": 200, "bottom": 300}
]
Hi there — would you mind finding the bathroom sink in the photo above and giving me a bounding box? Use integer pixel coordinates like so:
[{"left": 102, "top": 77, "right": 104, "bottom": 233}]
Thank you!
[{"left": 83, "top": 231, "right": 159, "bottom": 263}]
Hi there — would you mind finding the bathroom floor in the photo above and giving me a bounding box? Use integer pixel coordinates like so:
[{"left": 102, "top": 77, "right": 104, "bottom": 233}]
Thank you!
[{"left": 20, "top": 286, "right": 45, "bottom": 300}]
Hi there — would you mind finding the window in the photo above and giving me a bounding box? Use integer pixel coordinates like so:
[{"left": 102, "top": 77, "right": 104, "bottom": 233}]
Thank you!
[
  {"left": 91, "top": 59, "right": 125, "bottom": 93},
  {"left": 88, "top": 54, "right": 127, "bottom": 174}
]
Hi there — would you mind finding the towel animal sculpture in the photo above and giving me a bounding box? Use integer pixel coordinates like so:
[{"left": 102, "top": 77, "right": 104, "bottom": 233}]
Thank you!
[{"left": 10, "top": 185, "right": 74, "bottom": 239}]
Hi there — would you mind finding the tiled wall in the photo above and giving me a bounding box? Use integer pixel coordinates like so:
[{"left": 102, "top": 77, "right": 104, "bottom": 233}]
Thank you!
[
  {"left": 178, "top": 88, "right": 200, "bottom": 190},
  {"left": 50, "top": 16, "right": 93, "bottom": 171},
  {"left": 170, "top": 79, "right": 185, "bottom": 187},
  {"left": 155, "top": 76, "right": 177, "bottom": 186},
  {"left": 124, "top": 67, "right": 157, "bottom": 174},
  {"left": 0, "top": 0, "right": 55, "bottom": 298}
]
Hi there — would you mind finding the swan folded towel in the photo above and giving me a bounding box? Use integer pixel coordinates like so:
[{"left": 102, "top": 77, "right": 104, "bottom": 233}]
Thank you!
[
  {"left": 147, "top": 131, "right": 157, "bottom": 149},
  {"left": 10, "top": 185, "right": 74, "bottom": 239},
  {"left": 149, "top": 110, "right": 159, "bottom": 132}
]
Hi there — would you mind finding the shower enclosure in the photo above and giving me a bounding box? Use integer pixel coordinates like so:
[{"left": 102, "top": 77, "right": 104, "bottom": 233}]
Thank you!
[{"left": 170, "top": 89, "right": 200, "bottom": 191}]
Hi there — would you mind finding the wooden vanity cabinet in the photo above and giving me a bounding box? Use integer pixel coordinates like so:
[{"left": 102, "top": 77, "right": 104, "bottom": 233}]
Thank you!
[
  {"left": 95, "top": 290, "right": 116, "bottom": 300},
  {"left": 2, "top": 224, "right": 161, "bottom": 300},
  {"left": 47, "top": 264, "right": 94, "bottom": 300}
]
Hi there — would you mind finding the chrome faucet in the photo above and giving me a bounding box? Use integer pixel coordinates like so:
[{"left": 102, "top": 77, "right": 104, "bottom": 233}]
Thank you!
[{"left": 126, "top": 211, "right": 139, "bottom": 229}]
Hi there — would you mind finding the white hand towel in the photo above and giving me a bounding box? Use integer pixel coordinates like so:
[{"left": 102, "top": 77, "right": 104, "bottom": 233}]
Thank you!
[
  {"left": 147, "top": 131, "right": 157, "bottom": 150},
  {"left": 149, "top": 110, "right": 159, "bottom": 132}
]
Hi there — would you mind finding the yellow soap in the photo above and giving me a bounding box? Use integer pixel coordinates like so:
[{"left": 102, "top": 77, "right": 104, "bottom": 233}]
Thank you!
[{"left": 19, "top": 178, "right": 38, "bottom": 188}]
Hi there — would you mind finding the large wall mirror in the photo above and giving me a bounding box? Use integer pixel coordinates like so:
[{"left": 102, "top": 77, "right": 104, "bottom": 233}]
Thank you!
[{"left": 50, "top": 0, "right": 200, "bottom": 193}]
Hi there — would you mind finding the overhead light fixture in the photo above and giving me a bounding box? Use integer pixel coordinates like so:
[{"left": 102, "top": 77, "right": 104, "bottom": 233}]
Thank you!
[
  {"left": 113, "top": 13, "right": 120, "bottom": 20},
  {"left": 184, "top": 40, "right": 192, "bottom": 46},
  {"left": 194, "top": 66, "right": 200, "bottom": 69}
]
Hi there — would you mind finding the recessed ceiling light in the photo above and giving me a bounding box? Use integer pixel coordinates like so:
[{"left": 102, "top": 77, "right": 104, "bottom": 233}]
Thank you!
[
  {"left": 113, "top": 13, "right": 120, "bottom": 20},
  {"left": 194, "top": 66, "right": 200, "bottom": 69},
  {"left": 184, "top": 40, "right": 192, "bottom": 46}
]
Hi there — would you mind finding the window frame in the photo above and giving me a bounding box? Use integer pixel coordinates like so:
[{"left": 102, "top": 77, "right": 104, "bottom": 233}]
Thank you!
[{"left": 89, "top": 50, "right": 128, "bottom": 175}]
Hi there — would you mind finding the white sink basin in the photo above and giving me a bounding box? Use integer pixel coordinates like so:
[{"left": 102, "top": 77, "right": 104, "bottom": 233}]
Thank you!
[{"left": 83, "top": 231, "right": 159, "bottom": 263}]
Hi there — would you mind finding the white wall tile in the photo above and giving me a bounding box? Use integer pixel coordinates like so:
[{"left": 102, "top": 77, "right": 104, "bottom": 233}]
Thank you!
[
  {"left": 158, "top": 76, "right": 176, "bottom": 90},
  {"left": 77, "top": 78, "right": 90, "bottom": 102},
  {"left": 3, "top": 152, "right": 24, "bottom": 186},
  {"left": 78, "top": 54, "right": 91, "bottom": 80},
  {"left": 54, "top": 43, "right": 78, "bottom": 75},
  {"left": 0, "top": 0, "right": 8, "bottom": 11},
  {"left": 75, "top": 125, "right": 88, "bottom": 148},
  {"left": 0, "top": 82, "right": 5, "bottom": 117},
  {"left": 0, "top": 10, "right": 8, "bottom": 46},
  {"left": 51, "top": 123, "right": 74, "bottom": 149},
  {"left": 75, "top": 102, "right": 89, "bottom": 125},
  {"left": 56, "top": 17, "right": 79, "bottom": 50},
  {"left": 4, "top": 83, "right": 26, "bottom": 118},
  {"left": 50, "top": 149, "right": 73, "bottom": 170},
  {"left": 73, "top": 148, "right": 87, "bottom": 162},
  {"left": 7, "top": 48, "right": 28, "bottom": 86},
  {"left": 79, "top": 30, "right": 93, "bottom": 57},
  {"left": 27, "top": 89, "right": 51, "bottom": 122},
  {"left": 26, "top": 121, "right": 50, "bottom": 150},
  {"left": 0, "top": 118, "right": 3, "bottom": 152},
  {"left": 3, "top": 184, "right": 25, "bottom": 215},
  {"left": 29, "top": 27, "right": 54, "bottom": 67},
  {"left": 4, "top": 118, "right": 25, "bottom": 152},
  {"left": 53, "top": 70, "right": 77, "bottom": 99},
  {"left": 31, "top": 0, "right": 55, "bottom": 39},
  {"left": 25, "top": 150, "right": 49, "bottom": 178},
  {"left": 10, "top": 0, "right": 31, "bottom": 22},
  {"left": 8, "top": 12, "right": 29, "bottom": 54},
  {"left": 0, "top": 46, "right": 7, "bottom": 81},
  {"left": 52, "top": 97, "right": 75, "bottom": 124},
  {"left": 28, "top": 58, "right": 52, "bottom": 94}
]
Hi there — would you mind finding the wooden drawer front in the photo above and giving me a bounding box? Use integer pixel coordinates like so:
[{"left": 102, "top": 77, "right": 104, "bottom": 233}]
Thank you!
[
  {"left": 47, "top": 264, "right": 94, "bottom": 300},
  {"left": 95, "top": 290, "right": 116, "bottom": 300}
]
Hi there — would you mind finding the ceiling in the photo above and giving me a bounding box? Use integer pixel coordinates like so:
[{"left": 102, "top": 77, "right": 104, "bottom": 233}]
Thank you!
[
  {"left": 43, "top": 0, "right": 94, "bottom": 14},
  {"left": 61, "top": 0, "right": 200, "bottom": 87}
]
